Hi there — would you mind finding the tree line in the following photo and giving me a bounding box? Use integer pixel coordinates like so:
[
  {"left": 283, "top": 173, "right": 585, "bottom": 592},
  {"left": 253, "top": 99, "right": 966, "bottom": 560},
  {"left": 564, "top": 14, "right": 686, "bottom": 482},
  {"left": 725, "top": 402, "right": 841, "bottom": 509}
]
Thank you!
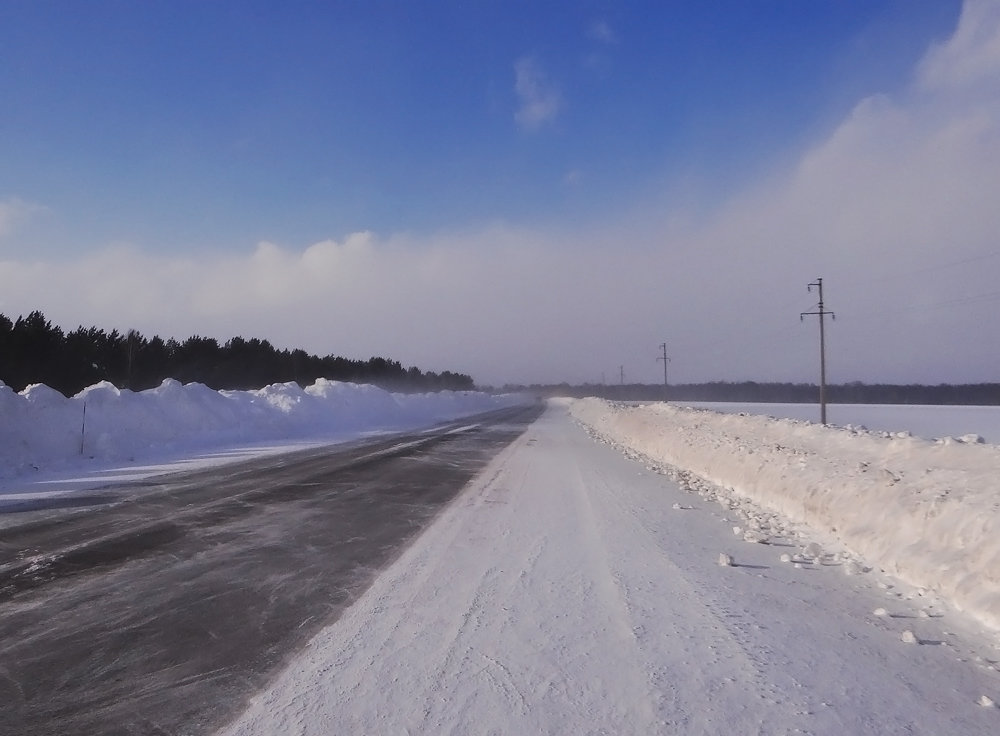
[
  {"left": 0, "top": 311, "right": 474, "bottom": 396},
  {"left": 504, "top": 380, "right": 1000, "bottom": 405}
]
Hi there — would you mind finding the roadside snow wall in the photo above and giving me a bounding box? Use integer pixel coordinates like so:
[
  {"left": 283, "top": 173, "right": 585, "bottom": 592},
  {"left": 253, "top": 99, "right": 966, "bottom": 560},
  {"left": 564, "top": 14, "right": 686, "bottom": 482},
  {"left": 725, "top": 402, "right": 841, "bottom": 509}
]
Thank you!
[
  {"left": 0, "top": 378, "right": 522, "bottom": 479},
  {"left": 570, "top": 397, "right": 1000, "bottom": 633}
]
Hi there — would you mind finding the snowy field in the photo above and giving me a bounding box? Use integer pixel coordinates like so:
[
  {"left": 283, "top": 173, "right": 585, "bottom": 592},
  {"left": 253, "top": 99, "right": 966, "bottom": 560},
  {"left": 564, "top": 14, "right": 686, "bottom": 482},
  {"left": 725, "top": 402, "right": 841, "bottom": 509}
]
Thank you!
[
  {"left": 682, "top": 401, "right": 1000, "bottom": 444},
  {"left": 0, "top": 378, "right": 523, "bottom": 506}
]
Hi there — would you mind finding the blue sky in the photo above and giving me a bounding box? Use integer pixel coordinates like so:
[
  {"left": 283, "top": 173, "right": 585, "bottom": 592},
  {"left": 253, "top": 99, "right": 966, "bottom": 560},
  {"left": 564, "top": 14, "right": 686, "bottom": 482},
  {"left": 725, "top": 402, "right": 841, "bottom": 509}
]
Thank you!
[
  {"left": 2, "top": 1, "right": 958, "bottom": 251},
  {"left": 4, "top": 0, "right": 1000, "bottom": 388}
]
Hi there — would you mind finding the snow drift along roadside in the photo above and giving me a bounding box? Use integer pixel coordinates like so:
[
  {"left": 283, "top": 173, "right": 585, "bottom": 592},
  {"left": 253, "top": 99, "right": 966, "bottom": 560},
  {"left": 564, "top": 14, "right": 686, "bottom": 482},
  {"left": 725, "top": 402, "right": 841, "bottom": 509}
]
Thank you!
[
  {"left": 570, "top": 397, "right": 1000, "bottom": 632},
  {"left": 0, "top": 378, "right": 523, "bottom": 479}
]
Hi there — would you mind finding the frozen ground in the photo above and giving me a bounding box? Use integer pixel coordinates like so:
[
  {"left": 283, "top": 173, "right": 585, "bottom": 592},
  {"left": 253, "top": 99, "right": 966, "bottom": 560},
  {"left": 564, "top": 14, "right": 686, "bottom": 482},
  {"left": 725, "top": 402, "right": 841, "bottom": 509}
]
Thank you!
[
  {"left": 0, "top": 378, "right": 522, "bottom": 506},
  {"left": 682, "top": 401, "right": 1000, "bottom": 444},
  {"left": 220, "top": 400, "right": 1000, "bottom": 735}
]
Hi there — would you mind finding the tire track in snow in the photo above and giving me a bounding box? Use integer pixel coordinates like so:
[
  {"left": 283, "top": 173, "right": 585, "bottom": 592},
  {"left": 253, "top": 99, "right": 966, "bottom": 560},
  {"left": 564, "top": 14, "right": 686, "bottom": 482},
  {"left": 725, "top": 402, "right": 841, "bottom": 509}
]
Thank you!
[
  {"left": 414, "top": 477, "right": 547, "bottom": 731},
  {"left": 562, "top": 444, "right": 662, "bottom": 729},
  {"left": 569, "top": 446, "right": 812, "bottom": 733}
]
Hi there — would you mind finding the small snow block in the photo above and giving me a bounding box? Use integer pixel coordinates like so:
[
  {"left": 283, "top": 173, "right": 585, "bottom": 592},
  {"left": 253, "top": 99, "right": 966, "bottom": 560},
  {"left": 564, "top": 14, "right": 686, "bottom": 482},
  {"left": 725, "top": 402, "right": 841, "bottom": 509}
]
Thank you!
[
  {"left": 718, "top": 552, "right": 734, "bottom": 567},
  {"left": 900, "top": 630, "right": 918, "bottom": 644},
  {"left": 978, "top": 695, "right": 995, "bottom": 708}
]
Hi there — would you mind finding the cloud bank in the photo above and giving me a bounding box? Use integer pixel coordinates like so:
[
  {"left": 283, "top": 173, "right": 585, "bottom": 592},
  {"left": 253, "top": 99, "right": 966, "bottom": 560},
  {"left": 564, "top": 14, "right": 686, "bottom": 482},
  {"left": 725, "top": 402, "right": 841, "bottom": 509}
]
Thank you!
[{"left": 2, "top": 1, "right": 999, "bottom": 387}]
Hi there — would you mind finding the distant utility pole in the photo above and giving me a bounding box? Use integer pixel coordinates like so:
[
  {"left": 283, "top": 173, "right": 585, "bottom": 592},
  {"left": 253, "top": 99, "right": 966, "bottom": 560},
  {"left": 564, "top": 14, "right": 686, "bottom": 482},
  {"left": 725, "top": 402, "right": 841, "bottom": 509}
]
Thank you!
[
  {"left": 800, "top": 278, "right": 835, "bottom": 425},
  {"left": 657, "top": 342, "right": 671, "bottom": 401},
  {"left": 619, "top": 365, "right": 624, "bottom": 385},
  {"left": 126, "top": 329, "right": 137, "bottom": 390}
]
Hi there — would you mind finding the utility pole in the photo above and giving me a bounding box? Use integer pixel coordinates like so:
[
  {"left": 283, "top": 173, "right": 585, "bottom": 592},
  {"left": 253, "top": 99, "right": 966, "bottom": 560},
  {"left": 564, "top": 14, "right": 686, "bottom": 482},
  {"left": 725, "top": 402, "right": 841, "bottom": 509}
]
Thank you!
[
  {"left": 619, "top": 365, "right": 624, "bottom": 385},
  {"left": 800, "top": 278, "right": 835, "bottom": 425},
  {"left": 657, "top": 342, "right": 670, "bottom": 401},
  {"left": 126, "top": 329, "right": 138, "bottom": 391}
]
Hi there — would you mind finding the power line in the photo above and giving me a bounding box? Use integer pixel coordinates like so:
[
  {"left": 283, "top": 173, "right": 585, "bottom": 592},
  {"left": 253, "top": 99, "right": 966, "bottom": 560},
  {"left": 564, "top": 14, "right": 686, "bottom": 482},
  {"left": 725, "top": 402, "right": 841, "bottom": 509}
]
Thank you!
[
  {"left": 847, "top": 249, "right": 1000, "bottom": 290},
  {"left": 827, "top": 288, "right": 1000, "bottom": 335},
  {"left": 923, "top": 289, "right": 1000, "bottom": 310}
]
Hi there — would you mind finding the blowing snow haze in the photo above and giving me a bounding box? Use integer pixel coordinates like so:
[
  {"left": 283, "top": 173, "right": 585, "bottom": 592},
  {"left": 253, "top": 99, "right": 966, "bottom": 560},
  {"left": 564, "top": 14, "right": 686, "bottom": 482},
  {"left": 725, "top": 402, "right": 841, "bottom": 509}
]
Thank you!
[{"left": 1, "top": 0, "right": 998, "bottom": 388}]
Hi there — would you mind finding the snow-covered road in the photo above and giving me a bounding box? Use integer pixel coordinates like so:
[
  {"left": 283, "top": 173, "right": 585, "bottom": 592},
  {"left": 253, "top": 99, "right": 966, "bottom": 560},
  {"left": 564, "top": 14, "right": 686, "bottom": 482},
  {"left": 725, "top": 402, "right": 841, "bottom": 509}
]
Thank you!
[{"left": 220, "top": 403, "right": 1000, "bottom": 735}]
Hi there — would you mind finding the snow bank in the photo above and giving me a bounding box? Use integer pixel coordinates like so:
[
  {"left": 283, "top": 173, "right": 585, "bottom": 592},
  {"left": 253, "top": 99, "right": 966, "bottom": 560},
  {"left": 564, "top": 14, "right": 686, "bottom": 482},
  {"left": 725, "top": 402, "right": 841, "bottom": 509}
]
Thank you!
[
  {"left": 570, "top": 398, "right": 1000, "bottom": 632},
  {"left": 0, "top": 378, "right": 522, "bottom": 479}
]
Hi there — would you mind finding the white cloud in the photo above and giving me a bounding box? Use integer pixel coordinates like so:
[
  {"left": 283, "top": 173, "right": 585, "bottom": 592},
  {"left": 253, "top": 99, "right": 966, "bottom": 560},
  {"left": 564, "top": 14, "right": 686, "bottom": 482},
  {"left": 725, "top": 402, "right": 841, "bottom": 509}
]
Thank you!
[
  {"left": 588, "top": 20, "right": 617, "bottom": 45},
  {"left": 918, "top": 0, "right": 1000, "bottom": 92},
  {"left": 514, "top": 56, "right": 561, "bottom": 130},
  {"left": 563, "top": 169, "right": 583, "bottom": 186}
]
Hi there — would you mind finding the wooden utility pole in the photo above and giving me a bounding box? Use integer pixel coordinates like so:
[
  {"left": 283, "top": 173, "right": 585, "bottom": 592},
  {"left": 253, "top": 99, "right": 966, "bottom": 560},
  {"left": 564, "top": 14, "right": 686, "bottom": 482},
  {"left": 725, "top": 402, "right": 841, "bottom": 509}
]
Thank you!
[
  {"left": 126, "top": 329, "right": 138, "bottom": 390},
  {"left": 657, "top": 343, "right": 670, "bottom": 401},
  {"left": 800, "top": 278, "right": 835, "bottom": 425}
]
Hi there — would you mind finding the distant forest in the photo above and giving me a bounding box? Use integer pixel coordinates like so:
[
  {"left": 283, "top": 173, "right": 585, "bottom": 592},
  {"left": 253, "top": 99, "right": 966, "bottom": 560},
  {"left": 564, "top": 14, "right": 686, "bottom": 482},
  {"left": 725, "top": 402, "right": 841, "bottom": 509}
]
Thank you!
[
  {"left": 507, "top": 381, "right": 1000, "bottom": 406},
  {"left": 0, "top": 311, "right": 474, "bottom": 396}
]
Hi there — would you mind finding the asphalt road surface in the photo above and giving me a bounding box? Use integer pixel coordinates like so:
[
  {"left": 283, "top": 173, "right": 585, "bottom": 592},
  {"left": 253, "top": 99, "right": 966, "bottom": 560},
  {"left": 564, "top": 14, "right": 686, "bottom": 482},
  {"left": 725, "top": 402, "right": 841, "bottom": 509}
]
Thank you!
[{"left": 0, "top": 403, "right": 541, "bottom": 736}]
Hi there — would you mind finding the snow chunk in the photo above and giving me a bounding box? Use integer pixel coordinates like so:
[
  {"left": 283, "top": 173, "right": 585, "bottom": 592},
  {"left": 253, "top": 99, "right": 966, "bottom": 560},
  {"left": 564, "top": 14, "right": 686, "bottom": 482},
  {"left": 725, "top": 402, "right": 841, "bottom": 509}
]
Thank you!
[
  {"left": 803, "top": 542, "right": 823, "bottom": 560},
  {"left": 843, "top": 560, "right": 863, "bottom": 576}
]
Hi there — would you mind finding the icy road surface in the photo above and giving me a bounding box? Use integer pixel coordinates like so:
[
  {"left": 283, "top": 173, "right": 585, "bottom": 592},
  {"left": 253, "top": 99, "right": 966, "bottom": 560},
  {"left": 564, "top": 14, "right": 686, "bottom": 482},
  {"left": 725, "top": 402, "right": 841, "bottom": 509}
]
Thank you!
[
  {"left": 222, "top": 402, "right": 1000, "bottom": 735},
  {"left": 0, "top": 405, "right": 541, "bottom": 736}
]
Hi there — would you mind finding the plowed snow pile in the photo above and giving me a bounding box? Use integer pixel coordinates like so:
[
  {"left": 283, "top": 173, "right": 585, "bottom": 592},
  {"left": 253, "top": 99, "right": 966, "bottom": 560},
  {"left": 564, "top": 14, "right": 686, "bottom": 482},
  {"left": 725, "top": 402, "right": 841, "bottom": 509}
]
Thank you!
[
  {"left": 570, "top": 398, "right": 1000, "bottom": 632},
  {"left": 0, "top": 378, "right": 521, "bottom": 482}
]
